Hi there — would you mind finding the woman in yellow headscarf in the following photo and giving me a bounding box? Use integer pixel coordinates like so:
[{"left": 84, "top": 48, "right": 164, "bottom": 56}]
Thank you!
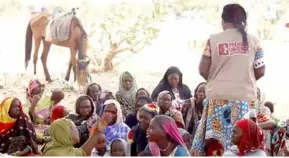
[
  {"left": 43, "top": 112, "right": 112, "bottom": 156},
  {"left": 0, "top": 97, "right": 38, "bottom": 156}
]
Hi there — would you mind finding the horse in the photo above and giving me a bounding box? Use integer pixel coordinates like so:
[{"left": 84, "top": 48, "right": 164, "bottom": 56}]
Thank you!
[{"left": 25, "top": 8, "right": 90, "bottom": 87}]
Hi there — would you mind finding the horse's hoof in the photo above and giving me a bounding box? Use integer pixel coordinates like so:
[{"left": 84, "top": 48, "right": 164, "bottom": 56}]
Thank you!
[{"left": 46, "top": 79, "right": 53, "bottom": 83}]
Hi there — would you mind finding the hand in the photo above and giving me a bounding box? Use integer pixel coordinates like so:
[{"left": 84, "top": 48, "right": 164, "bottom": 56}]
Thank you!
[{"left": 101, "top": 112, "right": 112, "bottom": 125}]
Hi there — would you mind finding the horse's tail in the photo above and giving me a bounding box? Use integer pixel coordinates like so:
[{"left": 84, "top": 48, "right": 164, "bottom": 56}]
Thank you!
[{"left": 25, "top": 21, "right": 33, "bottom": 69}]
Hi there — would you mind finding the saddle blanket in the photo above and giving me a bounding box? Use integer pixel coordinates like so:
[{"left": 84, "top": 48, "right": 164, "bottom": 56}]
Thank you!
[{"left": 45, "top": 12, "right": 73, "bottom": 42}]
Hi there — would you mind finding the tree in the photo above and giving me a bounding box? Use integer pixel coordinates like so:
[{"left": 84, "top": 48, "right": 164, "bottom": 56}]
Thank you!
[{"left": 89, "top": 2, "right": 165, "bottom": 71}]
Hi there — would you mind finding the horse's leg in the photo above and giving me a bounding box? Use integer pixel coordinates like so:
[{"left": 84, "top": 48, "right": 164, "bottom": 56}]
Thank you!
[
  {"left": 33, "top": 37, "right": 42, "bottom": 75},
  {"left": 65, "top": 61, "right": 72, "bottom": 81},
  {"left": 41, "top": 39, "right": 52, "bottom": 82},
  {"left": 69, "top": 48, "right": 78, "bottom": 82}
]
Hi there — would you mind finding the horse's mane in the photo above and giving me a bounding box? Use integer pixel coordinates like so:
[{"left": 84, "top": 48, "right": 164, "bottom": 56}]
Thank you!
[{"left": 72, "top": 16, "right": 87, "bottom": 38}]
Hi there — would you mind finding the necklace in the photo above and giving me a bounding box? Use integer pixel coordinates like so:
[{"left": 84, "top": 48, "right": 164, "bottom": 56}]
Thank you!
[{"left": 160, "top": 141, "right": 171, "bottom": 152}]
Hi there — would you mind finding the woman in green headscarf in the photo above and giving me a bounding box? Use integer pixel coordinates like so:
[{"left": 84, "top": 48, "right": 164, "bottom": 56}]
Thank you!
[{"left": 43, "top": 113, "right": 112, "bottom": 156}]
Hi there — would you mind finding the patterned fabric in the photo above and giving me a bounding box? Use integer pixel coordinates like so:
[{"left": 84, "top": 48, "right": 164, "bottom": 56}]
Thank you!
[
  {"left": 32, "top": 91, "right": 53, "bottom": 124},
  {"left": 0, "top": 97, "right": 38, "bottom": 155},
  {"left": 191, "top": 99, "right": 258, "bottom": 155},
  {"left": 102, "top": 100, "right": 130, "bottom": 150},
  {"left": 271, "top": 121, "right": 289, "bottom": 156},
  {"left": 116, "top": 71, "right": 137, "bottom": 116},
  {"left": 164, "top": 109, "right": 185, "bottom": 129},
  {"left": 254, "top": 46, "right": 265, "bottom": 69}
]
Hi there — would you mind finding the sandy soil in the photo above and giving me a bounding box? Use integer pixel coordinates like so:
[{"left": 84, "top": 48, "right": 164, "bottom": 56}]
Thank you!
[{"left": 1, "top": 16, "right": 289, "bottom": 120}]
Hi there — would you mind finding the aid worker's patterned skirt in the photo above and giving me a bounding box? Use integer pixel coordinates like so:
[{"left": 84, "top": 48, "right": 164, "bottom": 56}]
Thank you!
[{"left": 191, "top": 99, "right": 258, "bottom": 156}]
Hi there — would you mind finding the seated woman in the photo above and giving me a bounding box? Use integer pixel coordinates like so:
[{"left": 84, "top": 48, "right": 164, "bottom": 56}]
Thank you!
[
  {"left": 223, "top": 119, "right": 266, "bottom": 156},
  {"left": 100, "top": 99, "right": 130, "bottom": 151},
  {"left": 27, "top": 79, "right": 64, "bottom": 125},
  {"left": 67, "top": 95, "right": 99, "bottom": 148},
  {"left": 151, "top": 66, "right": 192, "bottom": 110},
  {"left": 183, "top": 82, "right": 206, "bottom": 136},
  {"left": 157, "top": 91, "right": 185, "bottom": 128},
  {"left": 0, "top": 97, "right": 38, "bottom": 156},
  {"left": 116, "top": 71, "right": 138, "bottom": 117},
  {"left": 145, "top": 115, "right": 190, "bottom": 156},
  {"left": 86, "top": 83, "right": 102, "bottom": 114},
  {"left": 43, "top": 113, "right": 112, "bottom": 156},
  {"left": 96, "top": 90, "right": 115, "bottom": 115},
  {"left": 129, "top": 103, "right": 160, "bottom": 156},
  {"left": 133, "top": 88, "right": 150, "bottom": 102},
  {"left": 125, "top": 96, "right": 152, "bottom": 128},
  {"left": 110, "top": 138, "right": 130, "bottom": 156}
]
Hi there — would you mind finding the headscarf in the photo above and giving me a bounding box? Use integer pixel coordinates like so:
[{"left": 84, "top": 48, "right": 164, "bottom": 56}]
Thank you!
[
  {"left": 110, "top": 138, "right": 130, "bottom": 156},
  {"left": 148, "top": 115, "right": 188, "bottom": 156},
  {"left": 159, "top": 66, "right": 183, "bottom": 85},
  {"left": 102, "top": 99, "right": 130, "bottom": 149},
  {"left": 75, "top": 95, "right": 95, "bottom": 117},
  {"left": 0, "top": 97, "right": 23, "bottom": 134},
  {"left": 157, "top": 90, "right": 174, "bottom": 105},
  {"left": 235, "top": 119, "right": 265, "bottom": 156},
  {"left": 85, "top": 83, "right": 102, "bottom": 97},
  {"left": 51, "top": 105, "right": 66, "bottom": 123},
  {"left": 118, "top": 71, "right": 137, "bottom": 105},
  {"left": 43, "top": 118, "right": 86, "bottom": 156},
  {"left": 26, "top": 79, "right": 42, "bottom": 99},
  {"left": 137, "top": 103, "right": 160, "bottom": 121},
  {"left": 135, "top": 88, "right": 150, "bottom": 99}
]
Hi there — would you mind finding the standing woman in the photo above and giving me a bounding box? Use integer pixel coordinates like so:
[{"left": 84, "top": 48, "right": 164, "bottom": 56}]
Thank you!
[
  {"left": 116, "top": 71, "right": 138, "bottom": 117},
  {"left": 192, "top": 4, "right": 265, "bottom": 156},
  {"left": 151, "top": 66, "right": 192, "bottom": 110}
]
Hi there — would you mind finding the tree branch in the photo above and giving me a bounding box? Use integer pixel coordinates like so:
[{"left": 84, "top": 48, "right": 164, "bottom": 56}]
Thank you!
[
  {"left": 108, "top": 33, "right": 113, "bottom": 47},
  {"left": 116, "top": 37, "right": 129, "bottom": 47}
]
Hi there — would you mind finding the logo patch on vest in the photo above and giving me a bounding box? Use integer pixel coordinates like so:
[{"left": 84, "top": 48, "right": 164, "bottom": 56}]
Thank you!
[{"left": 217, "top": 42, "right": 249, "bottom": 56}]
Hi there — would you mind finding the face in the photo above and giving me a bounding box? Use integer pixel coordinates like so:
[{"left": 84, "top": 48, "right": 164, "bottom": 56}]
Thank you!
[
  {"left": 71, "top": 123, "right": 80, "bottom": 145},
  {"left": 111, "top": 140, "right": 125, "bottom": 156},
  {"left": 95, "top": 134, "right": 106, "bottom": 156},
  {"left": 136, "top": 90, "right": 148, "bottom": 98},
  {"left": 147, "top": 119, "right": 164, "bottom": 142},
  {"left": 183, "top": 134, "right": 192, "bottom": 150},
  {"left": 196, "top": 84, "right": 206, "bottom": 103},
  {"left": 78, "top": 99, "right": 92, "bottom": 117},
  {"left": 168, "top": 73, "right": 180, "bottom": 88},
  {"left": 138, "top": 110, "right": 153, "bottom": 131},
  {"left": 231, "top": 126, "right": 243, "bottom": 145},
  {"left": 122, "top": 76, "right": 133, "bottom": 91},
  {"left": 89, "top": 85, "right": 100, "bottom": 101},
  {"left": 158, "top": 93, "right": 172, "bottom": 112},
  {"left": 135, "top": 99, "right": 149, "bottom": 113},
  {"left": 103, "top": 104, "right": 117, "bottom": 125},
  {"left": 8, "top": 99, "right": 21, "bottom": 118}
]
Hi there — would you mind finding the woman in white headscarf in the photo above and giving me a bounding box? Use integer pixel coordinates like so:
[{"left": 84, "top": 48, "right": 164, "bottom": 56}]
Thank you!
[
  {"left": 116, "top": 71, "right": 138, "bottom": 117},
  {"left": 101, "top": 99, "right": 130, "bottom": 150},
  {"left": 110, "top": 138, "right": 130, "bottom": 156}
]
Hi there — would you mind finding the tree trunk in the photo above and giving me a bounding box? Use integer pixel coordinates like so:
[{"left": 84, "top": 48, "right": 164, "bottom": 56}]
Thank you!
[{"left": 103, "top": 50, "right": 117, "bottom": 71}]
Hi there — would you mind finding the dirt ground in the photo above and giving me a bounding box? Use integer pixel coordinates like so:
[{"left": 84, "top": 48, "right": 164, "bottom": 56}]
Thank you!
[{"left": 1, "top": 16, "right": 289, "bottom": 120}]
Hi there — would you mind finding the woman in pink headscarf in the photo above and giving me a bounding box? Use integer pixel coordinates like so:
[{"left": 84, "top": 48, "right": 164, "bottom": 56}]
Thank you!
[{"left": 145, "top": 115, "right": 190, "bottom": 156}]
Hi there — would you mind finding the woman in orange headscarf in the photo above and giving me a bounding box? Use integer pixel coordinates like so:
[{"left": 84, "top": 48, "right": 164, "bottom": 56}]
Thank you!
[{"left": 0, "top": 97, "right": 38, "bottom": 156}]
